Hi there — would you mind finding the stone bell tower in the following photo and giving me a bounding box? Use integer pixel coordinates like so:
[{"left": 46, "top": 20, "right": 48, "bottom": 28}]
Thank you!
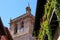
[{"left": 9, "top": 4, "right": 35, "bottom": 40}]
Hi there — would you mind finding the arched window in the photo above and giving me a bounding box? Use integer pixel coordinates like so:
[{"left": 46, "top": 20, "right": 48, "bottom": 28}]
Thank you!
[
  {"left": 21, "top": 21, "right": 24, "bottom": 29},
  {"left": 19, "top": 21, "right": 24, "bottom": 32},
  {"left": 14, "top": 23, "right": 18, "bottom": 34}
]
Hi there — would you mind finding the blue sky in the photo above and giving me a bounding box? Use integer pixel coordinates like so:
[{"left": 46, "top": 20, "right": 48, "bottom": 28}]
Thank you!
[{"left": 0, "top": 0, "right": 37, "bottom": 28}]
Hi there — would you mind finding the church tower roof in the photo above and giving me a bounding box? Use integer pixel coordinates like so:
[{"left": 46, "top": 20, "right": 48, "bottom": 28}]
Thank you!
[{"left": 10, "top": 3, "right": 35, "bottom": 22}]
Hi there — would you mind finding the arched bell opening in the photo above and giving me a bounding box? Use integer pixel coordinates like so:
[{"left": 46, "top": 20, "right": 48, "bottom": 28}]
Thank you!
[{"left": 50, "top": 12, "right": 59, "bottom": 38}]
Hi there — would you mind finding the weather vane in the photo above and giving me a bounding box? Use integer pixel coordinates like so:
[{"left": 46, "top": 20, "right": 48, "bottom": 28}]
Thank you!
[{"left": 28, "top": 0, "right": 30, "bottom": 7}]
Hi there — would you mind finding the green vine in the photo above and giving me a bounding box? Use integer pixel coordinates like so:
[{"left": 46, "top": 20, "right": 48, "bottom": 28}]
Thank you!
[
  {"left": 38, "top": 0, "right": 55, "bottom": 40},
  {"left": 34, "top": 0, "right": 60, "bottom": 40},
  {"left": 55, "top": 0, "right": 60, "bottom": 27}
]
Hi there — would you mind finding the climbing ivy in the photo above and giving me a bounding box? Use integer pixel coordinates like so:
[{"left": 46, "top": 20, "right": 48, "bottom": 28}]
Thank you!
[
  {"left": 38, "top": 0, "right": 56, "bottom": 40},
  {"left": 55, "top": 0, "right": 60, "bottom": 27},
  {"left": 33, "top": 0, "right": 60, "bottom": 40}
]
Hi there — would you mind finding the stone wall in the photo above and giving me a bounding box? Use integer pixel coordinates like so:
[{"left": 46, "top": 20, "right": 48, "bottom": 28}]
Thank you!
[{"left": 13, "top": 34, "right": 36, "bottom": 40}]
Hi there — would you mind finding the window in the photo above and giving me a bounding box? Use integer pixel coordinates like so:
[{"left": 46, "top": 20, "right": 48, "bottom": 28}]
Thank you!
[
  {"left": 21, "top": 21, "right": 24, "bottom": 28},
  {"left": 20, "top": 21, "right": 24, "bottom": 32},
  {"left": 14, "top": 23, "right": 18, "bottom": 34}
]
